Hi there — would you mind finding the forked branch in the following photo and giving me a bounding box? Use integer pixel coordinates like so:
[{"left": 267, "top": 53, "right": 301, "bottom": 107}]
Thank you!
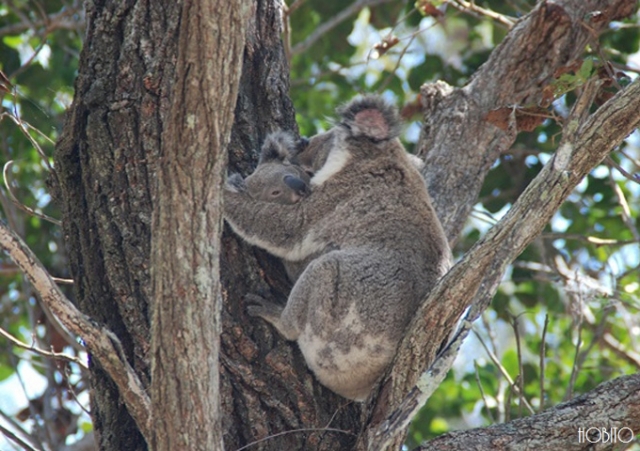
[{"left": 363, "top": 73, "right": 640, "bottom": 451}]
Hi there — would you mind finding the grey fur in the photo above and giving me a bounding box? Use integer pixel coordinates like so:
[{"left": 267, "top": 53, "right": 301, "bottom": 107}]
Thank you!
[{"left": 224, "top": 95, "right": 452, "bottom": 400}]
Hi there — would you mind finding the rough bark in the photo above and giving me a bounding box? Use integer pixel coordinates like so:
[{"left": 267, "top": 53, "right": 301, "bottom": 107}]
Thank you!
[
  {"left": 149, "top": 0, "right": 249, "bottom": 449},
  {"left": 419, "top": 373, "right": 640, "bottom": 451},
  {"left": 54, "top": 1, "right": 181, "bottom": 448},
  {"left": 219, "top": 2, "right": 363, "bottom": 449}
]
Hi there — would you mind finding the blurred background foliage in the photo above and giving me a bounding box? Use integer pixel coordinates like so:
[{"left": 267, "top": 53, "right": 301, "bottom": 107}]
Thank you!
[{"left": 0, "top": 0, "right": 638, "bottom": 449}]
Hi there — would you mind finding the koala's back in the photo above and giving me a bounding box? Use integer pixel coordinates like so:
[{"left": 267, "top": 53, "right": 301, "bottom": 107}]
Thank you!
[
  {"left": 303, "top": 148, "right": 447, "bottom": 280},
  {"left": 223, "top": 96, "right": 452, "bottom": 401},
  {"left": 289, "top": 151, "right": 449, "bottom": 400}
]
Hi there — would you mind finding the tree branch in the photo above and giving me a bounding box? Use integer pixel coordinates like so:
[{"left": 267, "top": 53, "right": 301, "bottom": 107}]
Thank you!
[
  {"left": 0, "top": 1, "right": 84, "bottom": 37},
  {"left": 0, "top": 220, "right": 151, "bottom": 442},
  {"left": 290, "top": 0, "right": 393, "bottom": 55},
  {"left": 362, "top": 71, "right": 640, "bottom": 451},
  {"left": 418, "top": 373, "right": 640, "bottom": 450},
  {"left": 418, "top": 0, "right": 637, "bottom": 242},
  {"left": 0, "top": 326, "right": 88, "bottom": 370}
]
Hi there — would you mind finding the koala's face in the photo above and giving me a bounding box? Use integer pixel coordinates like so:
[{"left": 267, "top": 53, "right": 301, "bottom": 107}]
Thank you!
[{"left": 245, "top": 161, "right": 311, "bottom": 205}]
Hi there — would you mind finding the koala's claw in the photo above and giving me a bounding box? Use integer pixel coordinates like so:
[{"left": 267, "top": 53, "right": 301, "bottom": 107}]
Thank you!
[{"left": 245, "top": 293, "right": 284, "bottom": 320}]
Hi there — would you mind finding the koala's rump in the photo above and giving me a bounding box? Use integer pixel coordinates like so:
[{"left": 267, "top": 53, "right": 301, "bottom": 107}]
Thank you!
[
  {"left": 292, "top": 248, "right": 419, "bottom": 400},
  {"left": 297, "top": 323, "right": 395, "bottom": 401}
]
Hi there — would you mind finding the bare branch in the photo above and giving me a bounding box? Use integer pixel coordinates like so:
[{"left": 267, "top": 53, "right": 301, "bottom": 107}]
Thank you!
[
  {"left": 0, "top": 409, "right": 43, "bottom": 451},
  {"left": 362, "top": 73, "right": 640, "bottom": 450},
  {"left": 418, "top": 373, "right": 640, "bottom": 450},
  {"left": 0, "top": 326, "right": 88, "bottom": 370},
  {"left": 450, "top": 0, "right": 516, "bottom": 28},
  {"left": 0, "top": 220, "right": 151, "bottom": 442},
  {"left": 539, "top": 314, "right": 549, "bottom": 413},
  {"left": 419, "top": 0, "right": 637, "bottom": 242},
  {"left": 0, "top": 422, "right": 43, "bottom": 451},
  {"left": 0, "top": 2, "right": 84, "bottom": 37},
  {"left": 290, "top": 0, "right": 394, "bottom": 56},
  {"left": 475, "top": 328, "right": 535, "bottom": 414},
  {"left": 3, "top": 161, "right": 61, "bottom": 226},
  {"left": 606, "top": 155, "right": 640, "bottom": 185}
]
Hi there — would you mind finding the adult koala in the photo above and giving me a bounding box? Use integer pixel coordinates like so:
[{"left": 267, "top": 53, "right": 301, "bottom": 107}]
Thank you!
[{"left": 224, "top": 95, "right": 451, "bottom": 400}]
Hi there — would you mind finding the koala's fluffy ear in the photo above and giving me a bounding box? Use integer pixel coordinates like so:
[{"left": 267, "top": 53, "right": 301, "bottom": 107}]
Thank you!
[
  {"left": 226, "top": 173, "right": 247, "bottom": 192},
  {"left": 337, "top": 95, "right": 400, "bottom": 142},
  {"left": 259, "top": 131, "right": 296, "bottom": 164}
]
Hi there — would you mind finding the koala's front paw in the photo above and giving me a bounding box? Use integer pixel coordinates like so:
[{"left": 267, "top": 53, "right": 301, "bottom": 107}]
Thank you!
[
  {"left": 245, "top": 293, "right": 284, "bottom": 322},
  {"left": 226, "top": 173, "right": 247, "bottom": 193}
]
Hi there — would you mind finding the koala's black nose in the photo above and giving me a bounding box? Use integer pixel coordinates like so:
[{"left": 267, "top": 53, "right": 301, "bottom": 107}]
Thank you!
[{"left": 283, "top": 175, "right": 310, "bottom": 196}]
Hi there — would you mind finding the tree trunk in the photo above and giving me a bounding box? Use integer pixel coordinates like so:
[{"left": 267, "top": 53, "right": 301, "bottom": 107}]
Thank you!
[
  {"left": 54, "top": 0, "right": 361, "bottom": 449},
  {"left": 54, "top": 0, "right": 183, "bottom": 447},
  {"left": 149, "top": 0, "right": 249, "bottom": 449}
]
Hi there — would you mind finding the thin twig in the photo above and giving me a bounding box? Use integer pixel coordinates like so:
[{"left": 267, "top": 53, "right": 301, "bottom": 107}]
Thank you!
[
  {"left": 291, "top": 0, "right": 394, "bottom": 55},
  {"left": 8, "top": 39, "right": 48, "bottom": 81},
  {"left": 541, "top": 232, "right": 639, "bottom": 246},
  {"left": 0, "top": 422, "right": 43, "bottom": 451},
  {"left": 1, "top": 112, "right": 55, "bottom": 173},
  {"left": 0, "top": 2, "right": 84, "bottom": 37},
  {"left": 538, "top": 314, "right": 549, "bottom": 412},
  {"left": 511, "top": 314, "right": 526, "bottom": 418},
  {"left": 609, "top": 167, "right": 640, "bottom": 241},
  {"left": 0, "top": 220, "right": 152, "bottom": 441},
  {"left": 450, "top": 0, "right": 515, "bottom": 29},
  {"left": 564, "top": 297, "right": 584, "bottom": 401},
  {"left": 375, "top": 33, "right": 418, "bottom": 94},
  {"left": 474, "top": 361, "right": 496, "bottom": 423},
  {"left": 0, "top": 409, "right": 43, "bottom": 451},
  {"left": 619, "top": 147, "right": 640, "bottom": 167},
  {"left": 0, "top": 326, "right": 88, "bottom": 370},
  {"left": 2, "top": 161, "right": 61, "bottom": 226},
  {"left": 473, "top": 328, "right": 535, "bottom": 414},
  {"left": 235, "top": 427, "right": 355, "bottom": 451},
  {"left": 285, "top": 0, "right": 305, "bottom": 16},
  {"left": 607, "top": 155, "right": 640, "bottom": 185}
]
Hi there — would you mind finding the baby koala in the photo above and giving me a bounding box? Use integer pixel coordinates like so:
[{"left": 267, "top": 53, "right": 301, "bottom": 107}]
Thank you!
[
  {"left": 228, "top": 132, "right": 313, "bottom": 282},
  {"left": 227, "top": 131, "right": 310, "bottom": 205}
]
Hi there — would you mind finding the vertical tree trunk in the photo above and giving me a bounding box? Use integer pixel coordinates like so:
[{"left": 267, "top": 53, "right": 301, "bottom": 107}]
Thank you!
[
  {"left": 149, "top": 0, "right": 248, "bottom": 449},
  {"left": 54, "top": 0, "right": 181, "bottom": 447},
  {"left": 220, "top": 2, "right": 364, "bottom": 450}
]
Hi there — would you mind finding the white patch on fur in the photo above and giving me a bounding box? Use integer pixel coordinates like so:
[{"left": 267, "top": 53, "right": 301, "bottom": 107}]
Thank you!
[
  {"left": 311, "top": 147, "right": 351, "bottom": 187},
  {"left": 225, "top": 220, "right": 324, "bottom": 261},
  {"left": 298, "top": 323, "right": 394, "bottom": 401},
  {"left": 286, "top": 233, "right": 326, "bottom": 261},
  {"left": 342, "top": 304, "right": 365, "bottom": 334},
  {"left": 406, "top": 153, "right": 425, "bottom": 171}
]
